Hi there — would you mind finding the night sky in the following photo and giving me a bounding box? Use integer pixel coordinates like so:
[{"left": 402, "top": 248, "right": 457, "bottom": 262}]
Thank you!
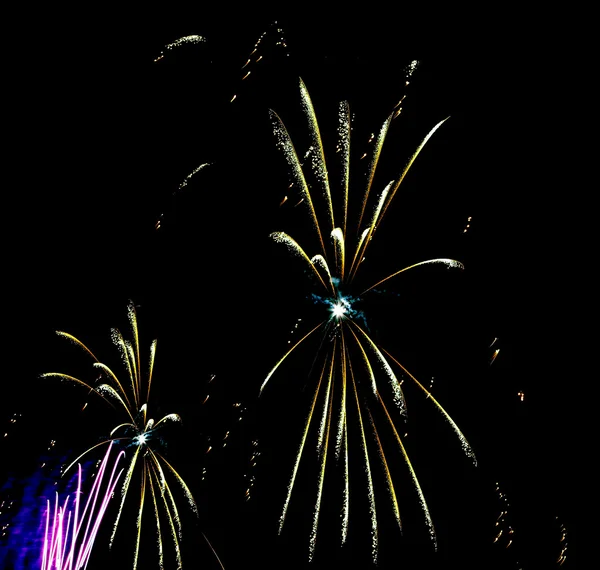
[{"left": 3, "top": 6, "right": 580, "bottom": 570}]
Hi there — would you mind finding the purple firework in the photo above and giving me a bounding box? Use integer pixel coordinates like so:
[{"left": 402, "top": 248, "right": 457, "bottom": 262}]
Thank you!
[{"left": 40, "top": 443, "right": 125, "bottom": 570}]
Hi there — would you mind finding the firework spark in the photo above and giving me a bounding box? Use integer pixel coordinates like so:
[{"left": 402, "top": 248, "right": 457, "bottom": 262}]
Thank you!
[
  {"left": 41, "top": 301, "right": 198, "bottom": 569},
  {"left": 260, "top": 74, "right": 476, "bottom": 562},
  {"left": 40, "top": 443, "right": 125, "bottom": 570},
  {"left": 153, "top": 35, "right": 206, "bottom": 62},
  {"left": 230, "top": 21, "right": 289, "bottom": 104}
]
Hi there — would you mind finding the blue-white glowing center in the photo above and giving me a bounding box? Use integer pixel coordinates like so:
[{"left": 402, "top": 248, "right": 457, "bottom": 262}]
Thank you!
[
  {"left": 134, "top": 432, "right": 148, "bottom": 446},
  {"left": 328, "top": 293, "right": 353, "bottom": 320},
  {"left": 331, "top": 302, "right": 347, "bottom": 319}
]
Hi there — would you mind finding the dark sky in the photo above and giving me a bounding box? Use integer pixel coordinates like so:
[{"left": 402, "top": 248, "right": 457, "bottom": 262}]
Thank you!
[{"left": 3, "top": 6, "right": 580, "bottom": 570}]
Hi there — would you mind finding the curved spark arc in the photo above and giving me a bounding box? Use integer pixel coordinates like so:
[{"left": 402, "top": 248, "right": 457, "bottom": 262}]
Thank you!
[
  {"left": 331, "top": 227, "right": 345, "bottom": 283},
  {"left": 110, "top": 446, "right": 140, "bottom": 549},
  {"left": 270, "top": 109, "right": 327, "bottom": 257},
  {"left": 347, "top": 227, "right": 372, "bottom": 283},
  {"left": 279, "top": 360, "right": 328, "bottom": 534},
  {"left": 144, "top": 453, "right": 184, "bottom": 566},
  {"left": 340, "top": 413, "right": 349, "bottom": 546},
  {"left": 349, "top": 366, "right": 378, "bottom": 563},
  {"left": 315, "top": 353, "right": 334, "bottom": 455},
  {"left": 146, "top": 339, "right": 157, "bottom": 408},
  {"left": 337, "top": 100, "right": 351, "bottom": 239},
  {"left": 147, "top": 473, "right": 164, "bottom": 570},
  {"left": 39, "top": 372, "right": 119, "bottom": 410},
  {"left": 310, "top": 254, "right": 337, "bottom": 296},
  {"left": 270, "top": 231, "right": 331, "bottom": 293},
  {"left": 128, "top": 301, "right": 142, "bottom": 401},
  {"left": 345, "top": 325, "right": 380, "bottom": 399},
  {"left": 355, "top": 112, "right": 393, "bottom": 234},
  {"left": 63, "top": 439, "right": 119, "bottom": 477},
  {"left": 344, "top": 323, "right": 426, "bottom": 543},
  {"left": 347, "top": 179, "right": 394, "bottom": 284},
  {"left": 382, "top": 348, "right": 477, "bottom": 464},
  {"left": 260, "top": 321, "right": 326, "bottom": 395},
  {"left": 377, "top": 395, "right": 437, "bottom": 549},
  {"left": 334, "top": 332, "right": 348, "bottom": 460},
  {"left": 348, "top": 320, "right": 407, "bottom": 417},
  {"left": 361, "top": 258, "right": 465, "bottom": 296},
  {"left": 349, "top": 117, "right": 452, "bottom": 289},
  {"left": 367, "top": 408, "right": 402, "bottom": 535},
  {"left": 93, "top": 362, "right": 136, "bottom": 419},
  {"left": 132, "top": 461, "right": 147, "bottom": 570},
  {"left": 111, "top": 328, "right": 138, "bottom": 411},
  {"left": 348, "top": 118, "right": 453, "bottom": 287},
  {"left": 299, "top": 78, "right": 335, "bottom": 240},
  {"left": 55, "top": 331, "right": 101, "bottom": 362},
  {"left": 154, "top": 451, "right": 199, "bottom": 518},
  {"left": 377, "top": 116, "right": 450, "bottom": 229},
  {"left": 309, "top": 356, "right": 335, "bottom": 562},
  {"left": 200, "top": 533, "right": 226, "bottom": 570}
]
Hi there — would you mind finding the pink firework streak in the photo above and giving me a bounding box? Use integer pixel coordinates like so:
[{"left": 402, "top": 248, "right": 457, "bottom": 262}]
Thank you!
[{"left": 40, "top": 443, "right": 125, "bottom": 570}]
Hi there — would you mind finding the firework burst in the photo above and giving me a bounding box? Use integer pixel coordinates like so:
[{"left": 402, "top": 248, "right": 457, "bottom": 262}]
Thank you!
[
  {"left": 41, "top": 300, "right": 198, "bottom": 569},
  {"left": 260, "top": 71, "right": 476, "bottom": 563}
]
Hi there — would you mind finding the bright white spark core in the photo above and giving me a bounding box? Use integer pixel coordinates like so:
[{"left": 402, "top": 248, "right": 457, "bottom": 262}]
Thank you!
[
  {"left": 134, "top": 433, "right": 147, "bottom": 446},
  {"left": 331, "top": 302, "right": 346, "bottom": 319}
]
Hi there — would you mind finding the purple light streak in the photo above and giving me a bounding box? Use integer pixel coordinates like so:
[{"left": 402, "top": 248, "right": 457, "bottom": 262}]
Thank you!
[{"left": 40, "top": 443, "right": 125, "bottom": 570}]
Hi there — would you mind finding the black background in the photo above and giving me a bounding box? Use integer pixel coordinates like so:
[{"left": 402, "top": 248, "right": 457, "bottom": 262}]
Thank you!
[{"left": 3, "top": 5, "right": 582, "bottom": 569}]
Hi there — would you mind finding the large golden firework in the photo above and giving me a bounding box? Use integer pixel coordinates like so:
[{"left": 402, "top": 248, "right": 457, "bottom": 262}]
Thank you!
[{"left": 260, "top": 72, "right": 476, "bottom": 563}]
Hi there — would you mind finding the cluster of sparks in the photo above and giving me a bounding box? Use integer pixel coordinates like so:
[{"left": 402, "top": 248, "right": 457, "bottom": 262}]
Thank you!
[
  {"left": 41, "top": 443, "right": 125, "bottom": 570},
  {"left": 556, "top": 516, "right": 568, "bottom": 566},
  {"left": 153, "top": 35, "right": 206, "bottom": 63},
  {"left": 41, "top": 301, "right": 198, "bottom": 569},
  {"left": 492, "top": 482, "right": 516, "bottom": 552},
  {"left": 259, "top": 74, "right": 476, "bottom": 563},
  {"left": 155, "top": 163, "right": 211, "bottom": 231},
  {"left": 2, "top": 411, "right": 22, "bottom": 440},
  {"left": 492, "top": 482, "right": 571, "bottom": 567},
  {"left": 230, "top": 21, "right": 288, "bottom": 103}
]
